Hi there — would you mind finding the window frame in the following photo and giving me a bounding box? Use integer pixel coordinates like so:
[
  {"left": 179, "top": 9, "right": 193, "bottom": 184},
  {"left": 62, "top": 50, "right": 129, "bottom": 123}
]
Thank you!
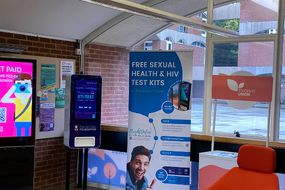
[{"left": 203, "top": 35, "right": 278, "bottom": 141}]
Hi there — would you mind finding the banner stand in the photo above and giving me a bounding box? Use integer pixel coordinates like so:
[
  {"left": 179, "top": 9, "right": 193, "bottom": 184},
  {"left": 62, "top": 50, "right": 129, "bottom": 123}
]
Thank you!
[{"left": 128, "top": 51, "right": 193, "bottom": 190}]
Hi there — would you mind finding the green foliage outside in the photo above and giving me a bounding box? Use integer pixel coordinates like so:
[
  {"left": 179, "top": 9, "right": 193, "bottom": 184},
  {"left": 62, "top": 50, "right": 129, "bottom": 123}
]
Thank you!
[
  {"left": 214, "top": 18, "right": 239, "bottom": 32},
  {"left": 213, "top": 19, "right": 239, "bottom": 67}
]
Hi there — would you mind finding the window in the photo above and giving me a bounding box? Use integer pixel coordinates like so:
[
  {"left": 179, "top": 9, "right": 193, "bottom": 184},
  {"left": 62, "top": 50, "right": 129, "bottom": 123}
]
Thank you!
[
  {"left": 165, "top": 37, "right": 173, "bottom": 50},
  {"left": 255, "top": 28, "right": 277, "bottom": 35},
  {"left": 178, "top": 39, "right": 186, "bottom": 45},
  {"left": 269, "top": 29, "right": 277, "bottom": 34},
  {"left": 144, "top": 41, "right": 153, "bottom": 51},
  {"left": 279, "top": 17, "right": 285, "bottom": 140},
  {"left": 211, "top": 0, "right": 282, "bottom": 140},
  {"left": 165, "top": 37, "right": 172, "bottom": 42},
  {"left": 213, "top": 0, "right": 278, "bottom": 35},
  {"left": 198, "top": 12, "right": 207, "bottom": 22},
  {"left": 191, "top": 41, "right": 206, "bottom": 48},
  {"left": 211, "top": 41, "right": 274, "bottom": 138},
  {"left": 213, "top": 43, "right": 238, "bottom": 67},
  {"left": 166, "top": 40, "right": 173, "bottom": 50},
  {"left": 178, "top": 25, "right": 187, "bottom": 33}
]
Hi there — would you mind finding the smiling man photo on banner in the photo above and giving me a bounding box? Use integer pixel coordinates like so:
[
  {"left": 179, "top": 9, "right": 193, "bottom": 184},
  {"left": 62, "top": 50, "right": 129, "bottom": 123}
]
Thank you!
[{"left": 126, "top": 145, "right": 156, "bottom": 190}]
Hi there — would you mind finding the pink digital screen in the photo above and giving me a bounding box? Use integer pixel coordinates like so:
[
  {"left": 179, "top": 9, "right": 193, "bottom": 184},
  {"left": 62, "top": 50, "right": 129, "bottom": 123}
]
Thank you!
[{"left": 0, "top": 60, "right": 34, "bottom": 137}]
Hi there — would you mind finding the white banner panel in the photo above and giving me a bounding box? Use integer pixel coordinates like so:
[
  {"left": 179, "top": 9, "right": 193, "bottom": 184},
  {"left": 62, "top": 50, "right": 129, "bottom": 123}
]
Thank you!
[{"left": 127, "top": 51, "right": 193, "bottom": 190}]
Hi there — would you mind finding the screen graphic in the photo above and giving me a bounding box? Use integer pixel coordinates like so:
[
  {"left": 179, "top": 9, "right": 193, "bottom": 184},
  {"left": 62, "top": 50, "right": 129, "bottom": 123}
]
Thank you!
[
  {"left": 75, "top": 79, "right": 97, "bottom": 120},
  {"left": 0, "top": 60, "right": 34, "bottom": 137},
  {"left": 179, "top": 82, "right": 191, "bottom": 111},
  {"left": 169, "top": 82, "right": 191, "bottom": 111}
]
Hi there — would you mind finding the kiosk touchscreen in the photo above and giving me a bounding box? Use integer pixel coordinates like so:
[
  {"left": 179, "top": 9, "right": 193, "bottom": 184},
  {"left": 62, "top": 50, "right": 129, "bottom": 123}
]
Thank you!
[{"left": 64, "top": 75, "right": 102, "bottom": 148}]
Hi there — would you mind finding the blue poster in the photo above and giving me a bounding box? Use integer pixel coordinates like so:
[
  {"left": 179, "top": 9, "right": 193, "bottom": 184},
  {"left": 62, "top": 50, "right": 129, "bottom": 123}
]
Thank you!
[{"left": 127, "top": 51, "right": 193, "bottom": 190}]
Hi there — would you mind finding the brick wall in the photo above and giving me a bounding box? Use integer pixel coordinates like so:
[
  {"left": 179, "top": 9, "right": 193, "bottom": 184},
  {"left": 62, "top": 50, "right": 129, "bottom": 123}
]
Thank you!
[
  {"left": 238, "top": 42, "right": 275, "bottom": 66},
  {"left": 84, "top": 44, "right": 129, "bottom": 126},
  {"left": 0, "top": 31, "right": 79, "bottom": 190},
  {"left": 240, "top": 0, "right": 277, "bottom": 22},
  {"left": 238, "top": 0, "right": 279, "bottom": 67},
  {"left": 34, "top": 138, "right": 77, "bottom": 190}
]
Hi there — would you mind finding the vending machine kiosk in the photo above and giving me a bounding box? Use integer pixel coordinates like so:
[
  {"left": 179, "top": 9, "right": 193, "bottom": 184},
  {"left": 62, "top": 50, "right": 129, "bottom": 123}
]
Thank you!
[{"left": 64, "top": 75, "right": 102, "bottom": 148}]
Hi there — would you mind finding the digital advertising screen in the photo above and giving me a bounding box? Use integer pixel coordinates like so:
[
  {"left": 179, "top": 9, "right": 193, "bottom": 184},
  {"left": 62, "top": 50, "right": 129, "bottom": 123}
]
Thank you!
[
  {"left": 75, "top": 79, "right": 98, "bottom": 120},
  {"left": 0, "top": 58, "right": 36, "bottom": 146}
]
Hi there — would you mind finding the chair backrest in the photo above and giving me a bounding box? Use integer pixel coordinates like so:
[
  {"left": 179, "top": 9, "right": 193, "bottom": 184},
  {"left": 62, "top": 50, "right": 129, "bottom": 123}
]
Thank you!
[
  {"left": 237, "top": 144, "right": 276, "bottom": 173},
  {"left": 206, "top": 145, "right": 279, "bottom": 190}
]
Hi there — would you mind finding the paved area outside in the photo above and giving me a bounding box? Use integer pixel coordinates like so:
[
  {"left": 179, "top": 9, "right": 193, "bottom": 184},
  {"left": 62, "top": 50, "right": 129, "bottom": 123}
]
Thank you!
[{"left": 190, "top": 99, "right": 285, "bottom": 139}]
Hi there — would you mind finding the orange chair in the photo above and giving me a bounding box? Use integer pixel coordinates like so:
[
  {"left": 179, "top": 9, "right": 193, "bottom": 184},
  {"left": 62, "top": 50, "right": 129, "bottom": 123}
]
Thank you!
[{"left": 206, "top": 145, "right": 279, "bottom": 190}]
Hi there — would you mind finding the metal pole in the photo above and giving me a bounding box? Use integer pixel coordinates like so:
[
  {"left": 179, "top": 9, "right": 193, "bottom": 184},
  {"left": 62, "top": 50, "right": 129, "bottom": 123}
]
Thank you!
[
  {"left": 80, "top": 41, "right": 85, "bottom": 74},
  {"left": 272, "top": 0, "right": 285, "bottom": 141},
  {"left": 204, "top": 0, "right": 214, "bottom": 135},
  {"left": 211, "top": 99, "right": 217, "bottom": 151},
  {"left": 82, "top": 148, "right": 89, "bottom": 190},
  {"left": 77, "top": 149, "right": 83, "bottom": 188},
  {"left": 267, "top": 103, "right": 271, "bottom": 147}
]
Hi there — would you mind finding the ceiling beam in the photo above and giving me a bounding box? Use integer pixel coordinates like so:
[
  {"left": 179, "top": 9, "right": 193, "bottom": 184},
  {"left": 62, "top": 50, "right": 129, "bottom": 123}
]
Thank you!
[
  {"left": 82, "top": 0, "right": 239, "bottom": 37},
  {"left": 81, "top": 0, "right": 168, "bottom": 46},
  {"left": 80, "top": 0, "right": 168, "bottom": 73},
  {"left": 81, "top": 13, "right": 132, "bottom": 46}
]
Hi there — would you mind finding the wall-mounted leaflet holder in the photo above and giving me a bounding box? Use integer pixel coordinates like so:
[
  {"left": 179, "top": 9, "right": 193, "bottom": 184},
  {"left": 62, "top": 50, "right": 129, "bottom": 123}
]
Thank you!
[{"left": 64, "top": 74, "right": 102, "bottom": 148}]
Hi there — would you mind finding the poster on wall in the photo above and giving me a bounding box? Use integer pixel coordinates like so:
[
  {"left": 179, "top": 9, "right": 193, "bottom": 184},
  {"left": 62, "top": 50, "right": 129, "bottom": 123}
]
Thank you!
[
  {"left": 60, "top": 60, "right": 74, "bottom": 88},
  {"left": 55, "top": 88, "right": 65, "bottom": 108},
  {"left": 0, "top": 59, "right": 35, "bottom": 138},
  {"left": 127, "top": 51, "right": 193, "bottom": 190},
  {"left": 39, "top": 64, "right": 56, "bottom": 132}
]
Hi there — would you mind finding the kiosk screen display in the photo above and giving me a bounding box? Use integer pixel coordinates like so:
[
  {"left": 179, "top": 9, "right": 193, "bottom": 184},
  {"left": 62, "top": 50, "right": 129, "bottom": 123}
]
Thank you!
[{"left": 75, "top": 79, "right": 98, "bottom": 120}]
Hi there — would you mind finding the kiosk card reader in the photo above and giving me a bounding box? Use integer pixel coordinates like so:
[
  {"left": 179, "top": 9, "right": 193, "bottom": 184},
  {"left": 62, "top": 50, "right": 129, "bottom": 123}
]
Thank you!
[{"left": 64, "top": 75, "right": 102, "bottom": 148}]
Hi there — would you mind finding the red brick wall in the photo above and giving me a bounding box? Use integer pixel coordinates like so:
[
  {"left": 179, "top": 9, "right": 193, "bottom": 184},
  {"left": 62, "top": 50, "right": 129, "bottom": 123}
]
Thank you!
[
  {"left": 240, "top": 0, "right": 277, "bottom": 22},
  {"left": 0, "top": 31, "right": 79, "bottom": 190},
  {"left": 84, "top": 44, "right": 129, "bottom": 126},
  {"left": 34, "top": 138, "right": 77, "bottom": 190},
  {"left": 238, "top": 1, "right": 279, "bottom": 67},
  {"left": 238, "top": 42, "right": 274, "bottom": 66}
]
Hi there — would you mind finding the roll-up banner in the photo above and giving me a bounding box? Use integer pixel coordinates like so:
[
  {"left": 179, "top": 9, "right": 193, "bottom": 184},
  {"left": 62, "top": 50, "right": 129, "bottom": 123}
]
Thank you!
[{"left": 127, "top": 51, "right": 193, "bottom": 190}]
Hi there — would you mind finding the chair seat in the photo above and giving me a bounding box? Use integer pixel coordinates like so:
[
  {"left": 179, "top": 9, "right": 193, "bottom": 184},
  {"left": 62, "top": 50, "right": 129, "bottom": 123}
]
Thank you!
[{"left": 206, "top": 167, "right": 279, "bottom": 190}]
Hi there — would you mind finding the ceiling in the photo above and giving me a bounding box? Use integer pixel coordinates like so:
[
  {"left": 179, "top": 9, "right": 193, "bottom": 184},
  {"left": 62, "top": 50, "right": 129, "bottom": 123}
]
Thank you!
[{"left": 0, "top": 0, "right": 234, "bottom": 48}]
